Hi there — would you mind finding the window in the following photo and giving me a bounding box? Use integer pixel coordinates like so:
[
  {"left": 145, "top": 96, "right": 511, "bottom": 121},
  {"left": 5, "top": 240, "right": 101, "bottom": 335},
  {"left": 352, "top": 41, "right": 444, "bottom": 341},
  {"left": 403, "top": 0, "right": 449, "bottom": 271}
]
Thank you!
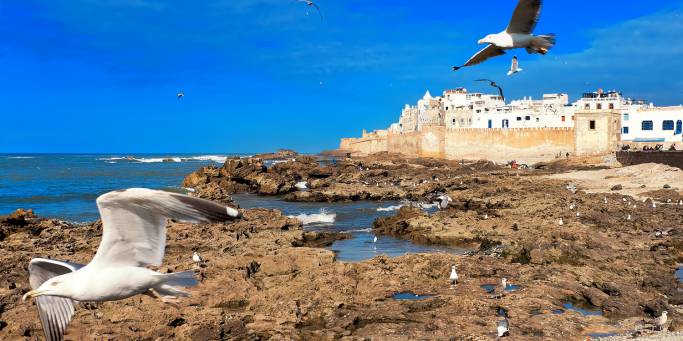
[
  {"left": 487, "top": 119, "right": 492, "bottom": 128},
  {"left": 516, "top": 117, "right": 522, "bottom": 121},
  {"left": 525, "top": 116, "right": 531, "bottom": 121},
  {"left": 677, "top": 120, "right": 682, "bottom": 135},
  {"left": 663, "top": 120, "right": 674, "bottom": 130},
  {"left": 561, "top": 116, "right": 566, "bottom": 122},
  {"left": 452, "top": 119, "right": 456, "bottom": 124},
  {"left": 623, "top": 127, "right": 629, "bottom": 134},
  {"left": 584, "top": 104, "right": 590, "bottom": 110},
  {"left": 589, "top": 120, "right": 596, "bottom": 130},
  {"left": 623, "top": 113, "right": 629, "bottom": 121},
  {"left": 609, "top": 103, "right": 615, "bottom": 110},
  {"left": 596, "top": 104, "right": 602, "bottom": 110},
  {"left": 536, "top": 117, "right": 540, "bottom": 122},
  {"left": 642, "top": 120, "right": 653, "bottom": 131}
]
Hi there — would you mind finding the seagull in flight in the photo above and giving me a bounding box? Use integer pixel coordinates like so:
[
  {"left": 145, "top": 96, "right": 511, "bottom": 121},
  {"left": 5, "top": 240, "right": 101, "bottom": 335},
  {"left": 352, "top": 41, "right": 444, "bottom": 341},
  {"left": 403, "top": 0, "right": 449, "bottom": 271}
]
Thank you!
[
  {"left": 22, "top": 188, "right": 242, "bottom": 341},
  {"left": 177, "top": 91, "right": 184, "bottom": 99},
  {"left": 475, "top": 79, "right": 505, "bottom": 101},
  {"left": 507, "top": 56, "right": 523, "bottom": 76},
  {"left": 453, "top": 0, "right": 555, "bottom": 71},
  {"left": 297, "top": 0, "right": 322, "bottom": 20}
]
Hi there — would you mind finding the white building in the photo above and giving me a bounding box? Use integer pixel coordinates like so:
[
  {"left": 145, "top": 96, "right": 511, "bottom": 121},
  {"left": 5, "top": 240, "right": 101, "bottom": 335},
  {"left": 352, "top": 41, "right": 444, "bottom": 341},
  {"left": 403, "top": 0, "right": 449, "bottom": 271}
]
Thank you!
[
  {"left": 621, "top": 105, "right": 683, "bottom": 143},
  {"left": 389, "top": 87, "right": 682, "bottom": 143}
]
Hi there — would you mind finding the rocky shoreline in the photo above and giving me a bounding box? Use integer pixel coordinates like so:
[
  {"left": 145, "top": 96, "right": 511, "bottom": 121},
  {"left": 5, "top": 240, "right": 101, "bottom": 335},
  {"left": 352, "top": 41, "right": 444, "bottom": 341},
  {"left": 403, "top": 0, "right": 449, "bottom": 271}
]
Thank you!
[{"left": 1, "top": 153, "right": 682, "bottom": 340}]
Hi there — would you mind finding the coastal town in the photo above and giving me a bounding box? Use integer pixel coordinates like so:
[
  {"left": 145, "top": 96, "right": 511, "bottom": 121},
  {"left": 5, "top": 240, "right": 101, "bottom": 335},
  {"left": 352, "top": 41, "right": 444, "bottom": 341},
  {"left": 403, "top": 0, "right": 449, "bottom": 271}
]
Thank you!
[{"left": 341, "top": 88, "right": 683, "bottom": 163}]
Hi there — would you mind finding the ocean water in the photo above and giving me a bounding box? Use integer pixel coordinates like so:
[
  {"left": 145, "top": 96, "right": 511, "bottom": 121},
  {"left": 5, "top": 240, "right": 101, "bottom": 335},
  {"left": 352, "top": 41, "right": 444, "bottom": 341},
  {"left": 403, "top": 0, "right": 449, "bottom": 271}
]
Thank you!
[
  {"left": 0, "top": 154, "right": 237, "bottom": 222},
  {"left": 1, "top": 154, "right": 466, "bottom": 262}
]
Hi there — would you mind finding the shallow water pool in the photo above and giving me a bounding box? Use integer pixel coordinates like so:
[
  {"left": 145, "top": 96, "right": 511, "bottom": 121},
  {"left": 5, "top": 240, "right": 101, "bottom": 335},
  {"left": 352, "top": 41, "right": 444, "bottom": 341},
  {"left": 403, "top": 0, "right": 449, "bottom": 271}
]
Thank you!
[{"left": 233, "top": 194, "right": 468, "bottom": 262}]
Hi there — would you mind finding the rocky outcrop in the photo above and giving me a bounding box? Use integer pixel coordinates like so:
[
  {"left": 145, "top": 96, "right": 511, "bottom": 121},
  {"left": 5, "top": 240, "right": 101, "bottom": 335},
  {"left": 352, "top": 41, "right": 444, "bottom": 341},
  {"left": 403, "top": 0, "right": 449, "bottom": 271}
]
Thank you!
[{"left": 371, "top": 171, "right": 683, "bottom": 324}]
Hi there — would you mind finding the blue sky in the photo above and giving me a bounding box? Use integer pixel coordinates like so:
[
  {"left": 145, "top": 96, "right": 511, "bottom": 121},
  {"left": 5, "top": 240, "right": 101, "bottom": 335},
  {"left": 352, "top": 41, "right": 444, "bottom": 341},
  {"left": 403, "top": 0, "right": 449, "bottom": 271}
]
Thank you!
[{"left": 1, "top": 0, "right": 682, "bottom": 153}]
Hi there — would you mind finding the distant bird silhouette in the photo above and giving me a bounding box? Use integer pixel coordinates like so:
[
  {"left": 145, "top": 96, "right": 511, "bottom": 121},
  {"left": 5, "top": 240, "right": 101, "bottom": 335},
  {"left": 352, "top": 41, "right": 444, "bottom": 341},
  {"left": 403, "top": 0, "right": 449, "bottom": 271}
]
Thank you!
[
  {"left": 297, "top": 0, "right": 322, "bottom": 20},
  {"left": 177, "top": 91, "right": 185, "bottom": 99},
  {"left": 507, "top": 56, "right": 523, "bottom": 76},
  {"left": 476, "top": 79, "right": 505, "bottom": 101}
]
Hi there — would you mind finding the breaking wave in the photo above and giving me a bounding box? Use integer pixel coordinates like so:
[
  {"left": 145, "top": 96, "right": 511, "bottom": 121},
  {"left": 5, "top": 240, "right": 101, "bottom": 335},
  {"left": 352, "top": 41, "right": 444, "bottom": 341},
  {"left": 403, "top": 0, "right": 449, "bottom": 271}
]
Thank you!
[
  {"left": 97, "top": 155, "right": 228, "bottom": 163},
  {"left": 288, "top": 209, "right": 336, "bottom": 225},
  {"left": 376, "top": 204, "right": 404, "bottom": 212}
]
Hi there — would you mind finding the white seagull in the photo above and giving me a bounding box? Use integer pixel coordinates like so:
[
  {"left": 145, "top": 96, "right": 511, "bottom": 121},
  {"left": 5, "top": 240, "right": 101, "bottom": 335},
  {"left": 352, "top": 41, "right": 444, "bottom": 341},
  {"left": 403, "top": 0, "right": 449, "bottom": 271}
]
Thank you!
[
  {"left": 657, "top": 311, "right": 668, "bottom": 331},
  {"left": 453, "top": 0, "right": 555, "bottom": 71},
  {"left": 176, "top": 90, "right": 184, "bottom": 99},
  {"left": 373, "top": 235, "right": 378, "bottom": 243},
  {"left": 192, "top": 251, "right": 203, "bottom": 264},
  {"left": 507, "top": 56, "right": 523, "bottom": 76},
  {"left": 436, "top": 194, "right": 453, "bottom": 210},
  {"left": 295, "top": 181, "right": 308, "bottom": 190},
  {"left": 497, "top": 317, "right": 510, "bottom": 337},
  {"left": 558, "top": 218, "right": 564, "bottom": 226},
  {"left": 22, "top": 188, "right": 242, "bottom": 341},
  {"left": 449, "top": 265, "right": 458, "bottom": 285},
  {"left": 297, "top": 0, "right": 322, "bottom": 20}
]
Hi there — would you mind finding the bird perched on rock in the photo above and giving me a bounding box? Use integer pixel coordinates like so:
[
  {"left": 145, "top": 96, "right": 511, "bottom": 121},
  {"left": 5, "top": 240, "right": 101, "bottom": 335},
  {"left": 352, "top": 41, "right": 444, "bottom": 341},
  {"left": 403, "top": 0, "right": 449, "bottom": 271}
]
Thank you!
[
  {"left": 295, "top": 181, "right": 308, "bottom": 190},
  {"left": 475, "top": 79, "right": 505, "bottom": 101},
  {"left": 627, "top": 214, "right": 631, "bottom": 221},
  {"left": 657, "top": 311, "right": 668, "bottom": 331},
  {"left": 450, "top": 265, "right": 458, "bottom": 285},
  {"left": 604, "top": 197, "right": 608, "bottom": 204},
  {"left": 22, "top": 188, "right": 242, "bottom": 341},
  {"left": 566, "top": 183, "right": 577, "bottom": 194},
  {"left": 452, "top": 0, "right": 555, "bottom": 71},
  {"left": 192, "top": 251, "right": 203, "bottom": 265},
  {"left": 678, "top": 200, "right": 683, "bottom": 206},
  {"left": 497, "top": 317, "right": 510, "bottom": 337},
  {"left": 507, "top": 56, "right": 523, "bottom": 76},
  {"left": 491, "top": 278, "right": 507, "bottom": 298},
  {"left": 569, "top": 203, "right": 574, "bottom": 210},
  {"left": 576, "top": 212, "right": 581, "bottom": 217},
  {"left": 297, "top": 0, "right": 322, "bottom": 20},
  {"left": 436, "top": 194, "right": 453, "bottom": 210},
  {"left": 652, "top": 201, "right": 657, "bottom": 209},
  {"left": 558, "top": 218, "right": 564, "bottom": 226},
  {"left": 647, "top": 311, "right": 669, "bottom": 331}
]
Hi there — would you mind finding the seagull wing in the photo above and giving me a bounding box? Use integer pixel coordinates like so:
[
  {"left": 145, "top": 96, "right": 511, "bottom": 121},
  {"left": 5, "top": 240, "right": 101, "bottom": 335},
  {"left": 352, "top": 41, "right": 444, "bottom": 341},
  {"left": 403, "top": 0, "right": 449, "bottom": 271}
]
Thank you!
[
  {"left": 311, "top": 3, "right": 323, "bottom": 20},
  {"left": 496, "top": 85, "right": 505, "bottom": 100},
  {"left": 506, "top": 0, "right": 542, "bottom": 34},
  {"left": 91, "top": 188, "right": 241, "bottom": 267},
  {"left": 461, "top": 44, "right": 506, "bottom": 68},
  {"left": 29, "top": 258, "right": 84, "bottom": 341}
]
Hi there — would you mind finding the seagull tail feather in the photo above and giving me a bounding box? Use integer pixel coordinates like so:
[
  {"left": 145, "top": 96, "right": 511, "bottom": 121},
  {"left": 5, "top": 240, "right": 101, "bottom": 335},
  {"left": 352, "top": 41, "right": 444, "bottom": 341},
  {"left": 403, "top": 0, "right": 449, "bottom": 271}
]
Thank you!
[{"left": 154, "top": 271, "right": 199, "bottom": 297}]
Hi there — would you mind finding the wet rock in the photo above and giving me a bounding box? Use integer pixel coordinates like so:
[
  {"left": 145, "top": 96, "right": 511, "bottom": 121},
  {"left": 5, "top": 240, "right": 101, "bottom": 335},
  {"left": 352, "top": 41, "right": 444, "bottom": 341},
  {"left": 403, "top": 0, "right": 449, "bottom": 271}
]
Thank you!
[{"left": 610, "top": 184, "right": 623, "bottom": 191}]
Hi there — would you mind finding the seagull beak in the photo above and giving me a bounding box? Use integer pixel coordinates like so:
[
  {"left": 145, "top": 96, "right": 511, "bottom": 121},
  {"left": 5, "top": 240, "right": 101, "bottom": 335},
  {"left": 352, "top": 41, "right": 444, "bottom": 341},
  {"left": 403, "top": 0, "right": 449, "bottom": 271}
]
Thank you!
[
  {"left": 477, "top": 39, "right": 484, "bottom": 44},
  {"left": 22, "top": 290, "right": 43, "bottom": 301}
]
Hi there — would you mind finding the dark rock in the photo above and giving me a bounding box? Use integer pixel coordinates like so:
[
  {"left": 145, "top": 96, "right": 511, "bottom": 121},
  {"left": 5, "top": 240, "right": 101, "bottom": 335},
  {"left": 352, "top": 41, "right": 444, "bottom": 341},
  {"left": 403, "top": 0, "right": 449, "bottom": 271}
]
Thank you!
[{"left": 610, "top": 184, "right": 623, "bottom": 191}]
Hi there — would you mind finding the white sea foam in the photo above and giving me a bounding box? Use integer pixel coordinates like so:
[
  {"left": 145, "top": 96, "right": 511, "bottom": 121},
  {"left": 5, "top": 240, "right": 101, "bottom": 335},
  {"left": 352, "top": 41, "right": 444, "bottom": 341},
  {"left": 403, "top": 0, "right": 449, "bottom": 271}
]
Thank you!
[
  {"left": 377, "top": 204, "right": 404, "bottom": 212},
  {"left": 186, "top": 155, "right": 228, "bottom": 163},
  {"left": 7, "top": 156, "right": 35, "bottom": 159},
  {"left": 288, "top": 209, "right": 336, "bottom": 225},
  {"left": 347, "top": 228, "right": 372, "bottom": 233},
  {"left": 99, "top": 155, "right": 228, "bottom": 163}
]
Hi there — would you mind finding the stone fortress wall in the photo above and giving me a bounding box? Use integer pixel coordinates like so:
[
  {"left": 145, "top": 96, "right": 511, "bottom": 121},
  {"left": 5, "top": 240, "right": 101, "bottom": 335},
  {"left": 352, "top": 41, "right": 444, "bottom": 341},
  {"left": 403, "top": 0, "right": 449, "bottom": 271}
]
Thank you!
[{"left": 342, "top": 125, "right": 576, "bottom": 163}]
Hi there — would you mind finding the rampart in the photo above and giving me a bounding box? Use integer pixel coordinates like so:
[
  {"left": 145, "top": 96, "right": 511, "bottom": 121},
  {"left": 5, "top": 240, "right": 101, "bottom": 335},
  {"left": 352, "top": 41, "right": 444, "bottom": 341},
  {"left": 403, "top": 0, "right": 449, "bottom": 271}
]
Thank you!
[{"left": 341, "top": 127, "right": 576, "bottom": 162}]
